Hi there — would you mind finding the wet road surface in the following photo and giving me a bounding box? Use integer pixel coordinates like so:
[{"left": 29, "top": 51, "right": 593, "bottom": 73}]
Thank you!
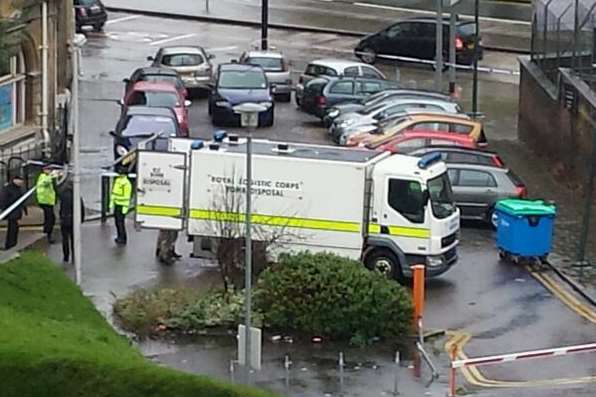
[{"left": 69, "top": 13, "right": 596, "bottom": 397}]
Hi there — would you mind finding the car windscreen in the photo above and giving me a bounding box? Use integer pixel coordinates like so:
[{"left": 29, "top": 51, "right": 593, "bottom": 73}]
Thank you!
[
  {"left": 128, "top": 136, "right": 169, "bottom": 152},
  {"left": 427, "top": 172, "right": 457, "bottom": 219},
  {"left": 120, "top": 115, "right": 177, "bottom": 137},
  {"left": 128, "top": 91, "right": 179, "bottom": 107},
  {"left": 245, "top": 57, "right": 283, "bottom": 72},
  {"left": 161, "top": 53, "right": 204, "bottom": 66},
  {"left": 219, "top": 70, "right": 267, "bottom": 89},
  {"left": 457, "top": 22, "right": 477, "bottom": 37},
  {"left": 75, "top": 0, "right": 99, "bottom": 6}
]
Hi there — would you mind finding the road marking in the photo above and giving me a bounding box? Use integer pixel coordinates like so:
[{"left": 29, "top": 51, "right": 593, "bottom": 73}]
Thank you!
[
  {"left": 351, "top": 2, "right": 531, "bottom": 26},
  {"left": 105, "top": 15, "right": 142, "bottom": 25},
  {"left": 150, "top": 33, "right": 197, "bottom": 46},
  {"left": 445, "top": 331, "right": 596, "bottom": 388},
  {"left": 205, "top": 46, "right": 238, "bottom": 52}
]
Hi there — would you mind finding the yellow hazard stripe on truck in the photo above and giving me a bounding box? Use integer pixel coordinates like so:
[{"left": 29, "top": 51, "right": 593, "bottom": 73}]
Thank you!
[
  {"left": 190, "top": 209, "right": 430, "bottom": 238},
  {"left": 190, "top": 209, "right": 360, "bottom": 233},
  {"left": 368, "top": 224, "right": 430, "bottom": 238},
  {"left": 137, "top": 204, "right": 182, "bottom": 217}
]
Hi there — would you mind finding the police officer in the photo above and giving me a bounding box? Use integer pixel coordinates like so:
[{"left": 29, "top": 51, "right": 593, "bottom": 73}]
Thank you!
[
  {"left": 1, "top": 175, "right": 26, "bottom": 250},
  {"left": 36, "top": 165, "right": 57, "bottom": 243},
  {"left": 59, "top": 182, "right": 85, "bottom": 263},
  {"left": 110, "top": 166, "right": 132, "bottom": 245},
  {"left": 156, "top": 229, "right": 179, "bottom": 266}
]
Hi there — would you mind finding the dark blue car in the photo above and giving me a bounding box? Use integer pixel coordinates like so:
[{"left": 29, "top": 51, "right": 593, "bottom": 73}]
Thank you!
[{"left": 208, "top": 63, "right": 274, "bottom": 127}]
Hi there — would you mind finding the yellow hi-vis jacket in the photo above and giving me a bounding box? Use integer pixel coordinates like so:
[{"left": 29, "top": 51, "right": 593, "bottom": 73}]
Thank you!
[
  {"left": 110, "top": 175, "right": 132, "bottom": 214},
  {"left": 36, "top": 173, "right": 56, "bottom": 206}
]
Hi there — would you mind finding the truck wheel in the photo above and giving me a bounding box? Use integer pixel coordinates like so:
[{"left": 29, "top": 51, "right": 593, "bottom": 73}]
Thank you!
[{"left": 364, "top": 249, "right": 404, "bottom": 283}]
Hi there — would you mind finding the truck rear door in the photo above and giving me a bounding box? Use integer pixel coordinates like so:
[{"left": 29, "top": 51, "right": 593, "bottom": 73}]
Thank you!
[{"left": 135, "top": 150, "right": 187, "bottom": 230}]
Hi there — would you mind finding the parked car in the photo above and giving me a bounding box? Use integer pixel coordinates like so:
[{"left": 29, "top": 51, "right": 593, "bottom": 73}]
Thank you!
[
  {"left": 355, "top": 17, "right": 483, "bottom": 67},
  {"left": 445, "top": 163, "right": 527, "bottom": 226},
  {"left": 74, "top": 0, "right": 107, "bottom": 32},
  {"left": 300, "top": 77, "right": 399, "bottom": 119},
  {"left": 239, "top": 50, "right": 292, "bottom": 102},
  {"left": 120, "top": 81, "right": 191, "bottom": 136},
  {"left": 295, "top": 59, "right": 386, "bottom": 106},
  {"left": 208, "top": 63, "right": 274, "bottom": 127},
  {"left": 324, "top": 88, "right": 455, "bottom": 127},
  {"left": 148, "top": 46, "right": 214, "bottom": 96},
  {"left": 123, "top": 67, "right": 188, "bottom": 99},
  {"left": 346, "top": 112, "right": 487, "bottom": 147},
  {"left": 110, "top": 106, "right": 182, "bottom": 160},
  {"left": 370, "top": 131, "right": 478, "bottom": 153},
  {"left": 330, "top": 97, "right": 462, "bottom": 142},
  {"left": 410, "top": 146, "right": 505, "bottom": 167}
]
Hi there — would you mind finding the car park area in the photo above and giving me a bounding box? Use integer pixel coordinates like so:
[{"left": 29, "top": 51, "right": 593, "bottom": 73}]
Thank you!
[{"left": 70, "top": 10, "right": 596, "bottom": 397}]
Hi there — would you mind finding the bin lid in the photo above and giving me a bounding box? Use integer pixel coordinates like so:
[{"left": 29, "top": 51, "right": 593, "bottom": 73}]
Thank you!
[{"left": 495, "top": 199, "right": 556, "bottom": 216}]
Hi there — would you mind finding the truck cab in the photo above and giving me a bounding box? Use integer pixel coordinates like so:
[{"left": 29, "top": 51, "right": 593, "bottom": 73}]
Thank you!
[{"left": 365, "top": 153, "right": 459, "bottom": 279}]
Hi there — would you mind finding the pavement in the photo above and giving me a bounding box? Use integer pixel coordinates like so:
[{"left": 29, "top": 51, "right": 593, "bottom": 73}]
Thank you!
[{"left": 102, "top": 0, "right": 532, "bottom": 53}]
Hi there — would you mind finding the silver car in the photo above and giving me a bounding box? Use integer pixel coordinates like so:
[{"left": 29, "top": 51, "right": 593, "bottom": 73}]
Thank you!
[
  {"left": 331, "top": 97, "right": 462, "bottom": 138},
  {"left": 446, "top": 163, "right": 527, "bottom": 227},
  {"left": 239, "top": 50, "right": 292, "bottom": 102},
  {"left": 295, "top": 59, "right": 386, "bottom": 106},
  {"left": 148, "top": 46, "right": 214, "bottom": 95}
]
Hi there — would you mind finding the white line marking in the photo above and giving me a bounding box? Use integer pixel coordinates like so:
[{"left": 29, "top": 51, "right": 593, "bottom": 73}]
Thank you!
[
  {"left": 105, "top": 15, "right": 141, "bottom": 25},
  {"left": 150, "top": 33, "right": 197, "bottom": 46},
  {"left": 352, "top": 2, "right": 531, "bottom": 26},
  {"left": 205, "top": 46, "right": 238, "bottom": 52}
]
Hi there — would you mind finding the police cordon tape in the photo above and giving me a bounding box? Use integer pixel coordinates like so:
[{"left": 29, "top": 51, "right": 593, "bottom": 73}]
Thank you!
[{"left": 353, "top": 51, "right": 520, "bottom": 76}]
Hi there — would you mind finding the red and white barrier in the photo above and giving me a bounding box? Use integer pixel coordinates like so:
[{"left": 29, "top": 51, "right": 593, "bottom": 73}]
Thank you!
[{"left": 448, "top": 342, "right": 596, "bottom": 396}]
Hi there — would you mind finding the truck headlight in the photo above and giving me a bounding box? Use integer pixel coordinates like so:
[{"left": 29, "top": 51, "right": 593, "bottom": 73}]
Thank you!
[
  {"left": 115, "top": 144, "right": 128, "bottom": 156},
  {"left": 426, "top": 255, "right": 443, "bottom": 268}
]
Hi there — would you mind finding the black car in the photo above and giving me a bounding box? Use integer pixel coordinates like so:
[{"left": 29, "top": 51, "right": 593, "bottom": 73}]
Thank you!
[
  {"left": 110, "top": 106, "right": 182, "bottom": 160},
  {"left": 300, "top": 76, "right": 399, "bottom": 119},
  {"left": 208, "top": 63, "right": 274, "bottom": 127},
  {"left": 123, "top": 67, "right": 187, "bottom": 98},
  {"left": 355, "top": 17, "right": 482, "bottom": 67},
  {"left": 410, "top": 146, "right": 505, "bottom": 168},
  {"left": 74, "top": 0, "right": 107, "bottom": 32}
]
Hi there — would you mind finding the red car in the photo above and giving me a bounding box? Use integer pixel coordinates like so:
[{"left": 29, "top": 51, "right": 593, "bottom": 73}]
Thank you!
[
  {"left": 121, "top": 81, "right": 191, "bottom": 136},
  {"left": 367, "top": 130, "right": 477, "bottom": 154}
]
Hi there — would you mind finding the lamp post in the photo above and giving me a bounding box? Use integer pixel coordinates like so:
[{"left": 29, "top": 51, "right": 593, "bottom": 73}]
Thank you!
[
  {"left": 261, "top": 0, "right": 269, "bottom": 50},
  {"left": 71, "top": 33, "right": 86, "bottom": 286},
  {"left": 232, "top": 103, "right": 267, "bottom": 382},
  {"left": 472, "top": 0, "right": 480, "bottom": 116}
]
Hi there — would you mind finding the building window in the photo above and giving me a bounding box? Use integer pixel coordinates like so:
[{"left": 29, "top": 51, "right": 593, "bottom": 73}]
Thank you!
[{"left": 0, "top": 51, "right": 25, "bottom": 133}]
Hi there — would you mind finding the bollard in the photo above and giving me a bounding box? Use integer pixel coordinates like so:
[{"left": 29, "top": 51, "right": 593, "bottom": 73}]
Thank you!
[
  {"left": 338, "top": 352, "right": 345, "bottom": 396},
  {"left": 230, "top": 360, "right": 235, "bottom": 383},
  {"left": 284, "top": 354, "right": 292, "bottom": 392},
  {"left": 411, "top": 264, "right": 425, "bottom": 378},
  {"left": 448, "top": 345, "right": 457, "bottom": 397},
  {"left": 393, "top": 351, "right": 400, "bottom": 396}
]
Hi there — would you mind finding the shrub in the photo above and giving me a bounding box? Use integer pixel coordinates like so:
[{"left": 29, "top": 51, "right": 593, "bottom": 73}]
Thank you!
[{"left": 254, "top": 252, "right": 413, "bottom": 343}]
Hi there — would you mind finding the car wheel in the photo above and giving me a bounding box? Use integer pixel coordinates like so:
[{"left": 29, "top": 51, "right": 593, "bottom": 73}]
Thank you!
[
  {"left": 359, "top": 47, "right": 377, "bottom": 64},
  {"left": 93, "top": 23, "right": 104, "bottom": 32},
  {"left": 364, "top": 249, "right": 404, "bottom": 283},
  {"left": 487, "top": 207, "right": 498, "bottom": 230},
  {"left": 263, "top": 108, "right": 274, "bottom": 127},
  {"left": 277, "top": 93, "right": 291, "bottom": 103}
]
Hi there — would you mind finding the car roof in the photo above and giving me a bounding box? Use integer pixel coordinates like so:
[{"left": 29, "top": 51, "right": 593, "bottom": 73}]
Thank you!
[
  {"left": 412, "top": 145, "right": 497, "bottom": 155},
  {"left": 406, "top": 112, "right": 475, "bottom": 123},
  {"left": 160, "top": 46, "right": 205, "bottom": 55},
  {"left": 134, "top": 67, "right": 178, "bottom": 76},
  {"left": 372, "top": 89, "right": 454, "bottom": 102},
  {"left": 446, "top": 162, "right": 509, "bottom": 172},
  {"left": 125, "top": 106, "right": 177, "bottom": 118},
  {"left": 219, "top": 63, "right": 264, "bottom": 72},
  {"left": 374, "top": 97, "right": 457, "bottom": 108},
  {"left": 397, "top": 130, "right": 476, "bottom": 142},
  {"left": 309, "top": 58, "right": 369, "bottom": 70},
  {"left": 245, "top": 50, "right": 284, "bottom": 59},
  {"left": 130, "top": 81, "right": 179, "bottom": 92}
]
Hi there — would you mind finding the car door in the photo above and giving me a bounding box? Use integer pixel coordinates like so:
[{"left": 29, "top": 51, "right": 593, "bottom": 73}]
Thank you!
[
  {"left": 451, "top": 168, "right": 498, "bottom": 219},
  {"left": 380, "top": 22, "right": 413, "bottom": 56},
  {"left": 327, "top": 80, "right": 355, "bottom": 106},
  {"left": 355, "top": 80, "right": 382, "bottom": 102},
  {"left": 415, "top": 22, "right": 438, "bottom": 60}
]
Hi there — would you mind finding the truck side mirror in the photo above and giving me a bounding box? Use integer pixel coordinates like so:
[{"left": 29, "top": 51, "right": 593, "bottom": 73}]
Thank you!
[
  {"left": 146, "top": 56, "right": 154, "bottom": 61},
  {"left": 108, "top": 130, "right": 116, "bottom": 137}
]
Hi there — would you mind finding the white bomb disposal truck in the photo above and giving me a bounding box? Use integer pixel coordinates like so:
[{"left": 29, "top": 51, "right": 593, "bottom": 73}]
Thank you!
[{"left": 134, "top": 137, "right": 460, "bottom": 281}]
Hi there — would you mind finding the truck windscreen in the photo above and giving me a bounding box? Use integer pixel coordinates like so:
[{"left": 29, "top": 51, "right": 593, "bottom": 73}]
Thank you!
[{"left": 427, "top": 172, "right": 456, "bottom": 219}]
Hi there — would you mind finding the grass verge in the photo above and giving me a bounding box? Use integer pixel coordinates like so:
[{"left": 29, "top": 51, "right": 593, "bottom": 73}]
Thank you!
[{"left": 0, "top": 251, "right": 277, "bottom": 397}]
